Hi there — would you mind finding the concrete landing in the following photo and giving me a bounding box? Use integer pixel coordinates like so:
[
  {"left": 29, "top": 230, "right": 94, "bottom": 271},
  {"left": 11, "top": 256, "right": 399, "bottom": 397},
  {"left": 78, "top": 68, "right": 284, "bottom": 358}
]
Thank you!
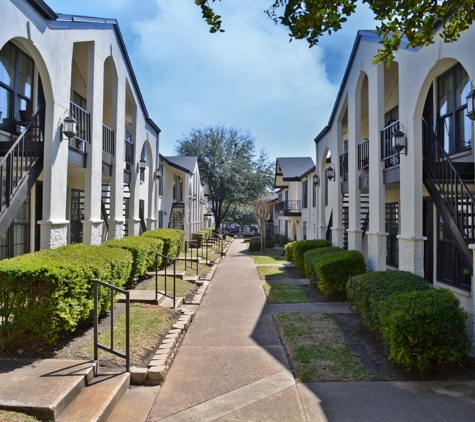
[
  {"left": 0, "top": 358, "right": 96, "bottom": 421},
  {"left": 117, "top": 290, "right": 166, "bottom": 304}
]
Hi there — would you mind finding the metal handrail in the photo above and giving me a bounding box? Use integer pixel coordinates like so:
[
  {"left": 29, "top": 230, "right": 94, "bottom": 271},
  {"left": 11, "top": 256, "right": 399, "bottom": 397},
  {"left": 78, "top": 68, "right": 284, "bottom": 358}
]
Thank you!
[
  {"left": 184, "top": 240, "right": 199, "bottom": 274},
  {"left": 0, "top": 105, "right": 44, "bottom": 213},
  {"left": 101, "top": 200, "right": 109, "bottom": 242},
  {"left": 340, "top": 151, "right": 348, "bottom": 181},
  {"left": 94, "top": 280, "right": 130, "bottom": 372},
  {"left": 326, "top": 210, "right": 333, "bottom": 242},
  {"left": 102, "top": 124, "right": 115, "bottom": 156},
  {"left": 275, "top": 200, "right": 302, "bottom": 213},
  {"left": 155, "top": 253, "right": 176, "bottom": 307},
  {"left": 358, "top": 139, "right": 369, "bottom": 171},
  {"left": 380, "top": 120, "right": 401, "bottom": 162},
  {"left": 195, "top": 234, "right": 209, "bottom": 263},
  {"left": 70, "top": 101, "right": 91, "bottom": 150}
]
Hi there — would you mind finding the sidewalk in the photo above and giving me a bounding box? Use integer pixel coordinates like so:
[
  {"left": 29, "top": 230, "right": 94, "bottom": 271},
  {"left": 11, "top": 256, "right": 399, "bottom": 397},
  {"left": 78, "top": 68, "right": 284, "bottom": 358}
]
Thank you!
[{"left": 146, "top": 239, "right": 475, "bottom": 422}]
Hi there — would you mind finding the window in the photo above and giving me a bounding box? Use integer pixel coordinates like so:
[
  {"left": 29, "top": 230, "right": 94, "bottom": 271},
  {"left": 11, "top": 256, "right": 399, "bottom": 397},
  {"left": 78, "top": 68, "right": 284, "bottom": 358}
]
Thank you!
[
  {"left": 0, "top": 194, "right": 30, "bottom": 260},
  {"left": 158, "top": 164, "right": 163, "bottom": 196},
  {"left": 312, "top": 177, "right": 317, "bottom": 207},
  {"left": 302, "top": 180, "right": 308, "bottom": 209},
  {"left": 0, "top": 42, "right": 34, "bottom": 133},
  {"left": 70, "top": 189, "right": 84, "bottom": 244},
  {"left": 173, "top": 174, "right": 183, "bottom": 202},
  {"left": 303, "top": 221, "right": 307, "bottom": 240},
  {"left": 385, "top": 202, "right": 399, "bottom": 267},
  {"left": 438, "top": 64, "right": 472, "bottom": 155}
]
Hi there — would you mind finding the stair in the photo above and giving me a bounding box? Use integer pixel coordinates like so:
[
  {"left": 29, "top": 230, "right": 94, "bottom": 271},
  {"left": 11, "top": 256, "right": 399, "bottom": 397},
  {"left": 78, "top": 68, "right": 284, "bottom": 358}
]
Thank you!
[
  {"left": 168, "top": 203, "right": 184, "bottom": 229},
  {"left": 342, "top": 193, "right": 369, "bottom": 250}
]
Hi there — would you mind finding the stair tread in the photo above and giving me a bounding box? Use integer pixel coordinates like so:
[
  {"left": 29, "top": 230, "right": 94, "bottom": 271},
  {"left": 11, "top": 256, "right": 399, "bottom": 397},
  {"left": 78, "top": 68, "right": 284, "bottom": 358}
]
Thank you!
[
  {"left": 106, "top": 386, "right": 160, "bottom": 422},
  {"left": 57, "top": 372, "right": 130, "bottom": 422}
]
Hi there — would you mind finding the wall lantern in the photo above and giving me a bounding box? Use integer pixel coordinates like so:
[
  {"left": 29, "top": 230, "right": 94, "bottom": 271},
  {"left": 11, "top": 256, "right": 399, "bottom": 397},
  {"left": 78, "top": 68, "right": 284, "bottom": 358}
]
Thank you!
[
  {"left": 391, "top": 125, "right": 407, "bottom": 155},
  {"left": 154, "top": 167, "right": 162, "bottom": 180},
  {"left": 139, "top": 157, "right": 146, "bottom": 173},
  {"left": 313, "top": 174, "right": 320, "bottom": 186},
  {"left": 327, "top": 166, "right": 335, "bottom": 181},
  {"left": 62, "top": 113, "right": 77, "bottom": 140},
  {"left": 466, "top": 88, "right": 475, "bottom": 121}
]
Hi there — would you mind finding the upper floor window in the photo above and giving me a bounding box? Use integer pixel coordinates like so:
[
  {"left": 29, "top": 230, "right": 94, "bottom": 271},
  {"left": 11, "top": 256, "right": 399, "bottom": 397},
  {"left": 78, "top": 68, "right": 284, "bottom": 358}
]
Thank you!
[
  {"left": 0, "top": 42, "right": 34, "bottom": 133},
  {"left": 302, "top": 179, "right": 308, "bottom": 209},
  {"left": 438, "top": 64, "right": 472, "bottom": 155}
]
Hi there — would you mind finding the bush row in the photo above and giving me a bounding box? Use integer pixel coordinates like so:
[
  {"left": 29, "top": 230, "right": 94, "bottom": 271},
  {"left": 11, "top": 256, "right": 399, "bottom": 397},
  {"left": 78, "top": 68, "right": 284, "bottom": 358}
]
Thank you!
[
  {"left": 0, "top": 228, "right": 185, "bottom": 351},
  {"left": 191, "top": 227, "right": 213, "bottom": 246},
  {"left": 347, "top": 271, "right": 470, "bottom": 372},
  {"left": 249, "top": 239, "right": 276, "bottom": 251}
]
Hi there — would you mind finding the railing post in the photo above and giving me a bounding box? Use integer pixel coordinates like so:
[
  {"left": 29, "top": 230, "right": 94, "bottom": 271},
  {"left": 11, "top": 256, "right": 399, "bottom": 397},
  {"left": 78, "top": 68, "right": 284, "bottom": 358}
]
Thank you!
[
  {"left": 125, "top": 290, "right": 130, "bottom": 372},
  {"left": 94, "top": 281, "right": 99, "bottom": 365}
]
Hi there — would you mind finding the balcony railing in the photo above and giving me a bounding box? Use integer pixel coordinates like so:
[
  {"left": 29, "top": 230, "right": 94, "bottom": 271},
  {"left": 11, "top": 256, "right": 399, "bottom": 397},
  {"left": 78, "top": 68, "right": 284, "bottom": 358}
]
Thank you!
[
  {"left": 102, "top": 124, "right": 115, "bottom": 156},
  {"left": 69, "top": 101, "right": 91, "bottom": 152},
  {"left": 380, "top": 120, "right": 401, "bottom": 165},
  {"left": 358, "top": 138, "right": 369, "bottom": 172},
  {"left": 275, "top": 200, "right": 302, "bottom": 214},
  {"left": 340, "top": 151, "right": 348, "bottom": 181}
]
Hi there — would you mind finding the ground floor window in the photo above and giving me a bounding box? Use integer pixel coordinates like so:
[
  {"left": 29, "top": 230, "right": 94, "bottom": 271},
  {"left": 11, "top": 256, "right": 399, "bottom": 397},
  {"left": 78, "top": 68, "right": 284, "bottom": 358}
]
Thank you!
[
  {"left": 70, "top": 189, "right": 84, "bottom": 244},
  {"left": 437, "top": 217, "right": 471, "bottom": 290},
  {"left": 385, "top": 202, "right": 399, "bottom": 267},
  {"left": 0, "top": 194, "right": 30, "bottom": 260}
]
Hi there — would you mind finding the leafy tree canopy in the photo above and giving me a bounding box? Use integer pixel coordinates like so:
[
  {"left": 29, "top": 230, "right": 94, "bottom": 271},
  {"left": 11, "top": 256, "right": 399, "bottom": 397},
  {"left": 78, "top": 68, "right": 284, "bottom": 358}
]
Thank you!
[
  {"left": 194, "top": 0, "right": 475, "bottom": 63},
  {"left": 175, "top": 125, "right": 274, "bottom": 229},
  {"left": 222, "top": 203, "right": 256, "bottom": 228}
]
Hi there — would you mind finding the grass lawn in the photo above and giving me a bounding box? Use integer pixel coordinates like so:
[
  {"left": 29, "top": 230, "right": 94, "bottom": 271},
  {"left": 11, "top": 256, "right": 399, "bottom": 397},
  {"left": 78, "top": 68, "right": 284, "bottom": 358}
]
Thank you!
[
  {"left": 274, "top": 312, "right": 376, "bottom": 382},
  {"left": 82, "top": 303, "right": 179, "bottom": 367},
  {"left": 263, "top": 283, "right": 308, "bottom": 303},
  {"left": 0, "top": 411, "right": 40, "bottom": 421},
  {"left": 146, "top": 275, "right": 197, "bottom": 298},
  {"left": 257, "top": 265, "right": 304, "bottom": 280},
  {"left": 250, "top": 249, "right": 288, "bottom": 265}
]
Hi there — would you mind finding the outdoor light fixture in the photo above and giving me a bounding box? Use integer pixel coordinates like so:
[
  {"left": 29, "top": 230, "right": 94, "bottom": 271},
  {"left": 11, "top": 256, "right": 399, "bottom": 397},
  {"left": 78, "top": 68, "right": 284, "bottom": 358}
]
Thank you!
[
  {"left": 62, "top": 112, "right": 77, "bottom": 140},
  {"left": 392, "top": 125, "right": 407, "bottom": 155},
  {"left": 313, "top": 174, "right": 320, "bottom": 186},
  {"left": 154, "top": 167, "right": 162, "bottom": 180},
  {"left": 327, "top": 166, "right": 335, "bottom": 181},
  {"left": 466, "top": 87, "right": 475, "bottom": 121},
  {"left": 139, "top": 157, "right": 146, "bottom": 173}
]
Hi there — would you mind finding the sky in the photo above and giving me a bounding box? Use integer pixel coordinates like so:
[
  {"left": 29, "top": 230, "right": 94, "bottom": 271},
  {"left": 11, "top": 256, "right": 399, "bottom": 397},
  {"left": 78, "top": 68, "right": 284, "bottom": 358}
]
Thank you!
[{"left": 44, "top": 0, "right": 377, "bottom": 163}]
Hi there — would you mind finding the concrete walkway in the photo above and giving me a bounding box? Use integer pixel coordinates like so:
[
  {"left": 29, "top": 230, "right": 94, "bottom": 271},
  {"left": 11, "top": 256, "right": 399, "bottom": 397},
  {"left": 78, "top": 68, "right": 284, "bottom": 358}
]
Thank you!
[{"left": 146, "top": 239, "right": 475, "bottom": 422}]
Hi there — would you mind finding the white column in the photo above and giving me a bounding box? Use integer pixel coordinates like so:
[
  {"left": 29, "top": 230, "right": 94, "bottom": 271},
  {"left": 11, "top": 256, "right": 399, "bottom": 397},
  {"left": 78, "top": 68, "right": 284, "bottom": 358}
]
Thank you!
[
  {"left": 128, "top": 106, "right": 141, "bottom": 236},
  {"left": 366, "top": 63, "right": 387, "bottom": 271},
  {"left": 347, "top": 89, "right": 362, "bottom": 251},
  {"left": 82, "top": 43, "right": 104, "bottom": 245},
  {"left": 331, "top": 123, "right": 344, "bottom": 247}
]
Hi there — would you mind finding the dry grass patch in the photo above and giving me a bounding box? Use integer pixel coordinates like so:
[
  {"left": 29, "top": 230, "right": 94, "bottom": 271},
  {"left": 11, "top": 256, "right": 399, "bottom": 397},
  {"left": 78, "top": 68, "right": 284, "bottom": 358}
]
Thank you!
[
  {"left": 0, "top": 411, "right": 40, "bottom": 421},
  {"left": 257, "top": 265, "right": 304, "bottom": 280},
  {"left": 263, "top": 283, "right": 308, "bottom": 303},
  {"left": 146, "top": 275, "right": 197, "bottom": 298},
  {"left": 82, "top": 303, "right": 179, "bottom": 368},
  {"left": 274, "top": 312, "right": 377, "bottom": 382}
]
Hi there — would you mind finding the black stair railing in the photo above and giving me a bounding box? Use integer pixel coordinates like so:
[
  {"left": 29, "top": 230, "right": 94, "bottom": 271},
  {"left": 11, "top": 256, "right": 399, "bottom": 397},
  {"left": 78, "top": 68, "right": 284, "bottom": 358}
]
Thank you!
[
  {"left": 326, "top": 210, "right": 333, "bottom": 242},
  {"left": 155, "top": 253, "right": 176, "bottom": 307},
  {"left": 184, "top": 240, "right": 199, "bottom": 274},
  {"left": 422, "top": 117, "right": 474, "bottom": 271},
  {"left": 0, "top": 105, "right": 44, "bottom": 214}
]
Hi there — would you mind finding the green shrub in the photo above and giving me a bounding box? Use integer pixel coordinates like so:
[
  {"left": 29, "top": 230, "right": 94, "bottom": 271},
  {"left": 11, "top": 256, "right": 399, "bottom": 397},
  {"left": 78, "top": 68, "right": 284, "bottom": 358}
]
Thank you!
[
  {"left": 347, "top": 270, "right": 430, "bottom": 331},
  {"left": 284, "top": 241, "right": 296, "bottom": 261},
  {"left": 249, "top": 239, "right": 276, "bottom": 251},
  {"left": 378, "top": 288, "right": 470, "bottom": 372},
  {"left": 292, "top": 240, "right": 331, "bottom": 270},
  {"left": 303, "top": 246, "right": 342, "bottom": 283},
  {"left": 275, "top": 234, "right": 288, "bottom": 247},
  {"left": 143, "top": 228, "right": 185, "bottom": 258},
  {"left": 105, "top": 236, "right": 163, "bottom": 286},
  {"left": 191, "top": 229, "right": 212, "bottom": 247},
  {"left": 0, "top": 255, "right": 88, "bottom": 350},
  {"left": 316, "top": 250, "right": 366, "bottom": 298}
]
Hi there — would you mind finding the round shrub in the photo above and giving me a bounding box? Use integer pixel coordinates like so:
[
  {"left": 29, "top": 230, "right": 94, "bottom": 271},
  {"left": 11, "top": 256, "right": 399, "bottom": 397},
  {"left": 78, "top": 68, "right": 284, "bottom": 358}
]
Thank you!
[
  {"left": 347, "top": 270, "right": 430, "bottom": 331},
  {"left": 143, "top": 228, "right": 185, "bottom": 258},
  {"left": 316, "top": 250, "right": 366, "bottom": 298},
  {"left": 292, "top": 239, "right": 331, "bottom": 270},
  {"left": 303, "top": 246, "right": 342, "bottom": 283},
  {"left": 378, "top": 288, "right": 470, "bottom": 372},
  {"left": 284, "top": 241, "right": 296, "bottom": 262}
]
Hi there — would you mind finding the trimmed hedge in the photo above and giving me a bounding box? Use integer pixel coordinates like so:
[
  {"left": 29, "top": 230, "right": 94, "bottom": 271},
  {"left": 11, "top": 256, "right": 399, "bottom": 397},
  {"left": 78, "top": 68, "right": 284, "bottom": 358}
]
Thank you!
[
  {"left": 105, "top": 236, "right": 164, "bottom": 286},
  {"left": 303, "top": 246, "right": 342, "bottom": 283},
  {"left": 0, "top": 244, "right": 133, "bottom": 350},
  {"left": 379, "top": 288, "right": 470, "bottom": 372},
  {"left": 316, "top": 250, "right": 366, "bottom": 298},
  {"left": 347, "top": 270, "right": 430, "bottom": 331},
  {"left": 142, "top": 228, "right": 185, "bottom": 259},
  {"left": 275, "top": 234, "right": 288, "bottom": 247},
  {"left": 191, "top": 228, "right": 212, "bottom": 247},
  {"left": 249, "top": 239, "right": 276, "bottom": 251},
  {"left": 292, "top": 239, "right": 332, "bottom": 271},
  {"left": 284, "top": 241, "right": 296, "bottom": 262}
]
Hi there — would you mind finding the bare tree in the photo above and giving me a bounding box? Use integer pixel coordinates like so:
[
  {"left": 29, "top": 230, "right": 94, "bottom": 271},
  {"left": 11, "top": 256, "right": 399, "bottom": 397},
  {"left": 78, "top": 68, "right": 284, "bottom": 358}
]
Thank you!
[{"left": 250, "top": 199, "right": 273, "bottom": 253}]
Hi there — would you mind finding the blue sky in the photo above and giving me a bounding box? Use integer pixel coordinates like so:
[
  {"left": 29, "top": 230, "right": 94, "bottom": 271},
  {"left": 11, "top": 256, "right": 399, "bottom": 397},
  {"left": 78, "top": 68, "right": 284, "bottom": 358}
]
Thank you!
[{"left": 44, "top": 0, "right": 376, "bottom": 162}]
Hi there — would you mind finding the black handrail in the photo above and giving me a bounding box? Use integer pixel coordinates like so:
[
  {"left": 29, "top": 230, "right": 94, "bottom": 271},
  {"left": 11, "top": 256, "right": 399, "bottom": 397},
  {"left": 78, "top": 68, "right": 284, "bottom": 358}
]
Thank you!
[
  {"left": 195, "top": 234, "right": 209, "bottom": 264},
  {"left": 0, "top": 105, "right": 44, "bottom": 213},
  {"left": 101, "top": 199, "right": 109, "bottom": 242},
  {"left": 94, "top": 280, "right": 130, "bottom": 372},
  {"left": 358, "top": 139, "right": 369, "bottom": 171},
  {"left": 155, "top": 253, "right": 176, "bottom": 307},
  {"left": 326, "top": 210, "right": 333, "bottom": 242},
  {"left": 102, "top": 124, "right": 115, "bottom": 156},
  {"left": 184, "top": 240, "right": 199, "bottom": 274}
]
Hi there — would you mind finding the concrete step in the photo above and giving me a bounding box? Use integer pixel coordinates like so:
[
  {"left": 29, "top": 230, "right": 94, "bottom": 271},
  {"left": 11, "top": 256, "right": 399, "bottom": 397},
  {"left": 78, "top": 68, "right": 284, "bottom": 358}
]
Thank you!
[
  {"left": 117, "top": 290, "right": 166, "bottom": 305},
  {"left": 56, "top": 372, "right": 130, "bottom": 422},
  {"left": 183, "top": 274, "right": 199, "bottom": 283},
  {"left": 106, "top": 385, "right": 160, "bottom": 422},
  {"left": 148, "top": 270, "right": 187, "bottom": 279},
  {"left": 160, "top": 296, "right": 184, "bottom": 309}
]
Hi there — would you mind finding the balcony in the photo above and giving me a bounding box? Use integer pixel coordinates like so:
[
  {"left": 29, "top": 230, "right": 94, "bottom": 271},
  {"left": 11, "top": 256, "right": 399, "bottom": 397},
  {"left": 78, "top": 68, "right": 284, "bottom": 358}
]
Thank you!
[
  {"left": 358, "top": 138, "right": 369, "bottom": 189},
  {"left": 275, "top": 200, "right": 302, "bottom": 216},
  {"left": 380, "top": 120, "right": 401, "bottom": 184},
  {"left": 124, "top": 138, "right": 134, "bottom": 182},
  {"left": 68, "top": 101, "right": 90, "bottom": 168}
]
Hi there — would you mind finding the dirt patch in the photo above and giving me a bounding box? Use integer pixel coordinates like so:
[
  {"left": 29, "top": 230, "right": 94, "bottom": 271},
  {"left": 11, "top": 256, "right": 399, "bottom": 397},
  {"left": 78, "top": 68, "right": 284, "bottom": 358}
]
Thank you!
[
  {"left": 301, "top": 284, "right": 335, "bottom": 303},
  {"left": 332, "top": 313, "right": 475, "bottom": 381}
]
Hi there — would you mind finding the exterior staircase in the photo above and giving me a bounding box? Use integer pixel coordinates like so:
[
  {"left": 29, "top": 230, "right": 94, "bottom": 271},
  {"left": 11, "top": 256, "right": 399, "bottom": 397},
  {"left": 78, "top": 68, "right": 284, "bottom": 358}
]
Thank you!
[
  {"left": 168, "top": 202, "right": 185, "bottom": 229},
  {"left": 422, "top": 118, "right": 474, "bottom": 287},
  {"left": 0, "top": 106, "right": 44, "bottom": 237},
  {"left": 342, "top": 193, "right": 370, "bottom": 250}
]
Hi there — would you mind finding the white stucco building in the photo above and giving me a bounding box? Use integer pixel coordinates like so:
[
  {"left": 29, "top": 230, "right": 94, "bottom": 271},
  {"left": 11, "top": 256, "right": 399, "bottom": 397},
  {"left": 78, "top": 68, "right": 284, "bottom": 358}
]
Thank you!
[
  {"left": 0, "top": 0, "right": 161, "bottom": 257},
  {"left": 314, "top": 28, "right": 475, "bottom": 315}
]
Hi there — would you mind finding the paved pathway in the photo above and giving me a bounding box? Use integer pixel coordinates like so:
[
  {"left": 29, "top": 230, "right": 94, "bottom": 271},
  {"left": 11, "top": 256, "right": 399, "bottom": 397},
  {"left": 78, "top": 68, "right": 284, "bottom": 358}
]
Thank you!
[{"left": 146, "top": 239, "right": 475, "bottom": 422}]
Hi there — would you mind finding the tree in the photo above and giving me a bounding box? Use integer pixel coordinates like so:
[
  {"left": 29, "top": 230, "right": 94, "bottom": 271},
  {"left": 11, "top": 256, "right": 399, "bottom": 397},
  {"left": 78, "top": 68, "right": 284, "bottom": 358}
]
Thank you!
[
  {"left": 249, "top": 198, "right": 273, "bottom": 252},
  {"left": 175, "top": 125, "right": 274, "bottom": 229},
  {"left": 222, "top": 203, "right": 256, "bottom": 230},
  {"left": 194, "top": 0, "right": 475, "bottom": 63}
]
